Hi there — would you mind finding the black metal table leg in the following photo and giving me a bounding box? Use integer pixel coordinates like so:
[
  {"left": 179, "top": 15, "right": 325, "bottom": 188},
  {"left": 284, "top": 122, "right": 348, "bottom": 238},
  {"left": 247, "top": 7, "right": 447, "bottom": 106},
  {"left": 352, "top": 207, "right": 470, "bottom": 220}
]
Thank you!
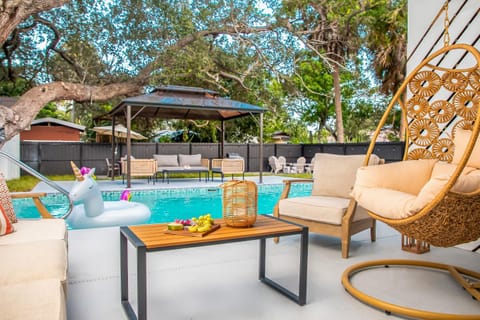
[
  {"left": 137, "top": 246, "right": 147, "bottom": 320},
  {"left": 298, "top": 226, "right": 309, "bottom": 305},
  {"left": 258, "top": 231, "right": 308, "bottom": 306},
  {"left": 259, "top": 238, "right": 266, "bottom": 279},
  {"left": 121, "top": 228, "right": 148, "bottom": 320},
  {"left": 121, "top": 231, "right": 137, "bottom": 319}
]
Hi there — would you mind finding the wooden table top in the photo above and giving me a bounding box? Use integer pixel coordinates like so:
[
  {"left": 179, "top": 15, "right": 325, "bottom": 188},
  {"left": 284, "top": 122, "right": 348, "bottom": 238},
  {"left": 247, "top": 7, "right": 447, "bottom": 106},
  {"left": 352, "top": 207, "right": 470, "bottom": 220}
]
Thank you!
[{"left": 127, "top": 215, "right": 304, "bottom": 250}]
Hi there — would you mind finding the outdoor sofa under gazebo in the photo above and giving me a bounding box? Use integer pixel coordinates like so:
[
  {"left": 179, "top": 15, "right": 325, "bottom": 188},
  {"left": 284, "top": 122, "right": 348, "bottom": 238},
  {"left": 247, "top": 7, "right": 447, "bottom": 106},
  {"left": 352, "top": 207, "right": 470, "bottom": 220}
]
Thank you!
[{"left": 104, "top": 85, "right": 266, "bottom": 187}]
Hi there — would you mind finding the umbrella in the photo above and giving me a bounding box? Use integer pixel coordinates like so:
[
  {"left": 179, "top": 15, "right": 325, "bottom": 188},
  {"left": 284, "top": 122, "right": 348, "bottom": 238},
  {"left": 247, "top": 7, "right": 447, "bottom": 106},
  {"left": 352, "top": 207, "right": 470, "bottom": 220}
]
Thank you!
[{"left": 92, "top": 124, "right": 147, "bottom": 140}]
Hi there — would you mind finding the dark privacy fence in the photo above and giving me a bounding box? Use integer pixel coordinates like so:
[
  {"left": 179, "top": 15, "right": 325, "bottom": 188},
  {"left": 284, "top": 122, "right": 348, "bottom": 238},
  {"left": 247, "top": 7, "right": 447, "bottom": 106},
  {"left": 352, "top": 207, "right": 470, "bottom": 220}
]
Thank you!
[{"left": 20, "top": 141, "right": 405, "bottom": 175}]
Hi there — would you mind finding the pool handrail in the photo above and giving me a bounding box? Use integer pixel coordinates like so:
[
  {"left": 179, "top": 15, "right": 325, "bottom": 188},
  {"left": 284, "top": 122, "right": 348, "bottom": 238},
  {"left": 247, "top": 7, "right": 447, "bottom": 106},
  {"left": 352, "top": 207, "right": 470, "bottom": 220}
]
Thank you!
[{"left": 0, "top": 150, "right": 74, "bottom": 219}]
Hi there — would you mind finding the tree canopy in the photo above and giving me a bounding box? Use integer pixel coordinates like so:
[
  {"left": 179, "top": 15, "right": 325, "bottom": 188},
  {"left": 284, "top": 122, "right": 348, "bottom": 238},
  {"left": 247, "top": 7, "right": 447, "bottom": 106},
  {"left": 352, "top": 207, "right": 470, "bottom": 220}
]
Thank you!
[{"left": 0, "top": 0, "right": 407, "bottom": 146}]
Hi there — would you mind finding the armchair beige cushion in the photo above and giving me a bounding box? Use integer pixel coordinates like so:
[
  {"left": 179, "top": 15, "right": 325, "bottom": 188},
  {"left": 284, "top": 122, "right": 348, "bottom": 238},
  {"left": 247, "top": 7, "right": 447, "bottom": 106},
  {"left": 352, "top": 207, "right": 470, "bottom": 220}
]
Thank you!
[
  {"left": 279, "top": 195, "right": 370, "bottom": 225},
  {"left": 283, "top": 153, "right": 380, "bottom": 225},
  {"left": 311, "top": 153, "right": 382, "bottom": 198}
]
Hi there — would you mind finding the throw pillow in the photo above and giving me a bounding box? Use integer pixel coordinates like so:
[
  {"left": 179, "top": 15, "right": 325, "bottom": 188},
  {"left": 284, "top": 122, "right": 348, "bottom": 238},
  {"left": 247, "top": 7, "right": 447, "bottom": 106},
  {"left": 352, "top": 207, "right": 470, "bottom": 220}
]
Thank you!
[
  {"left": 0, "top": 173, "right": 17, "bottom": 223},
  {"left": 0, "top": 204, "right": 14, "bottom": 235}
]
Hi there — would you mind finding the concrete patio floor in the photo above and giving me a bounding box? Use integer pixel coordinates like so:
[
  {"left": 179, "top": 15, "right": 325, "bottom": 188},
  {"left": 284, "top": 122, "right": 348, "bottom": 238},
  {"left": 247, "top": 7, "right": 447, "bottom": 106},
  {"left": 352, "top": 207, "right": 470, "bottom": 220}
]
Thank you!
[
  {"left": 66, "top": 222, "right": 480, "bottom": 320},
  {"left": 34, "top": 175, "right": 480, "bottom": 319}
]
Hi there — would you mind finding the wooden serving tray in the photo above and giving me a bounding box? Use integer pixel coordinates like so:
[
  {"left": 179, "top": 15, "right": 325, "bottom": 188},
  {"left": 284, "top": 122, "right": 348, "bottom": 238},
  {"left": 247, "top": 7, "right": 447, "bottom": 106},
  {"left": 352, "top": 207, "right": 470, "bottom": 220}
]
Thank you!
[{"left": 164, "top": 224, "right": 221, "bottom": 237}]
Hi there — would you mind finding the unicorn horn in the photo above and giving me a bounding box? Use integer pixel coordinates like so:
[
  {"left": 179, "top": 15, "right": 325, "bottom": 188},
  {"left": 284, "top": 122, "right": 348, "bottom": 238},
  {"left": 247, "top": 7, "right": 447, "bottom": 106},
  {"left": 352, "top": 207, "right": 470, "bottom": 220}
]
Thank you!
[{"left": 71, "top": 161, "right": 85, "bottom": 181}]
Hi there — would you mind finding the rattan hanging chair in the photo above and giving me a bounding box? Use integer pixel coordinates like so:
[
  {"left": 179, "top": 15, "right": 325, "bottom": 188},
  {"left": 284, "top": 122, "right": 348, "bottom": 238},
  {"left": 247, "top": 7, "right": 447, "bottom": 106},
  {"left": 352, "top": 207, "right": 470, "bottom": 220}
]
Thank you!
[
  {"left": 361, "top": 43, "right": 480, "bottom": 247},
  {"left": 342, "top": 43, "right": 480, "bottom": 320}
]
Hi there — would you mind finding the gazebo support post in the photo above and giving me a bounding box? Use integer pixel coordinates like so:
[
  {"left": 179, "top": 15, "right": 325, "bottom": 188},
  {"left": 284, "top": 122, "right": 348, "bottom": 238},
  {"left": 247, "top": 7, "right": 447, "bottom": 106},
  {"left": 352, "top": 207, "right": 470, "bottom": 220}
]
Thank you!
[
  {"left": 221, "top": 120, "right": 225, "bottom": 158},
  {"left": 126, "top": 105, "right": 132, "bottom": 188},
  {"left": 259, "top": 113, "right": 263, "bottom": 184},
  {"left": 111, "top": 116, "right": 116, "bottom": 181}
]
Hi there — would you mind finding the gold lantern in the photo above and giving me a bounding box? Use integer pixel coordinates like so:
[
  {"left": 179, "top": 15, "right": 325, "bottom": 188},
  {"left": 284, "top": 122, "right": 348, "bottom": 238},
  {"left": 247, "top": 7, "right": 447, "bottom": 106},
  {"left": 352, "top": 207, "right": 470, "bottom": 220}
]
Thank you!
[{"left": 220, "top": 180, "right": 257, "bottom": 227}]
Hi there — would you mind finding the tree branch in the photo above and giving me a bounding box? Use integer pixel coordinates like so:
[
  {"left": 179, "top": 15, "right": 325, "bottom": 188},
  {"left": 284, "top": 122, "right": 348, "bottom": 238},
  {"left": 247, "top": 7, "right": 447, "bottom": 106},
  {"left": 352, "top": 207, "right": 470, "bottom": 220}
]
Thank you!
[{"left": 0, "top": 81, "right": 143, "bottom": 145}]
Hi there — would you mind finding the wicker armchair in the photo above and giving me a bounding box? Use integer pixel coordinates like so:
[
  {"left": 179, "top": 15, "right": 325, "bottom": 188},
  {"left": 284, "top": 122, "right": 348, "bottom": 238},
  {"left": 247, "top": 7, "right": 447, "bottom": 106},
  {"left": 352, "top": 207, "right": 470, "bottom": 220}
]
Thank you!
[
  {"left": 211, "top": 158, "right": 245, "bottom": 181},
  {"left": 121, "top": 159, "right": 157, "bottom": 183},
  {"left": 274, "top": 153, "right": 383, "bottom": 258}
]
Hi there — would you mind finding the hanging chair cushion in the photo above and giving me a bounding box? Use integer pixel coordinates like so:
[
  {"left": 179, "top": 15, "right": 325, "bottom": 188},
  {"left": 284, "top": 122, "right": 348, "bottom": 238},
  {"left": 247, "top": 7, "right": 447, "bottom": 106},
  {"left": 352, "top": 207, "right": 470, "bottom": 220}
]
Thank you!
[
  {"left": 353, "top": 159, "right": 437, "bottom": 195},
  {"left": 430, "top": 161, "right": 477, "bottom": 176},
  {"left": 452, "top": 128, "right": 480, "bottom": 168},
  {"left": 351, "top": 160, "right": 480, "bottom": 219}
]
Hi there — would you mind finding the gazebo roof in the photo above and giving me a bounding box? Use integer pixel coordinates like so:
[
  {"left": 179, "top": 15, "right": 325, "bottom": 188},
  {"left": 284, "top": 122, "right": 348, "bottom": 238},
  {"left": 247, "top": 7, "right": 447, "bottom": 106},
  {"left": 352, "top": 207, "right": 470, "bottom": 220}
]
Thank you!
[{"left": 108, "top": 85, "right": 266, "bottom": 121}]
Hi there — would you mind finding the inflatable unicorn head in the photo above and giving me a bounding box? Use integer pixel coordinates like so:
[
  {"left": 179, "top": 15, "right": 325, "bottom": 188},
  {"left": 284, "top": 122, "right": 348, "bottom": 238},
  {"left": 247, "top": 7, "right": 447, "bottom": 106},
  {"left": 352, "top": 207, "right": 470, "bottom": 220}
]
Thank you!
[{"left": 70, "top": 161, "right": 104, "bottom": 217}]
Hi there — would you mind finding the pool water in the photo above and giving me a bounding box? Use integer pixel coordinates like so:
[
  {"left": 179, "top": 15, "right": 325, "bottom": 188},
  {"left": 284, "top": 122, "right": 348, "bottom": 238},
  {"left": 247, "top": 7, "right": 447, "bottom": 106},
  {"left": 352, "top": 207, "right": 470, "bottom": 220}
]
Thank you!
[{"left": 12, "top": 183, "right": 312, "bottom": 227}]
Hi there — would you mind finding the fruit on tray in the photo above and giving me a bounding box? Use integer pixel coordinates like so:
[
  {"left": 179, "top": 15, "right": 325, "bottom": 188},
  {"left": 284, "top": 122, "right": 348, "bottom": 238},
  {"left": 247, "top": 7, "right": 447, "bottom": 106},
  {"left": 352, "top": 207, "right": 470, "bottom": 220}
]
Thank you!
[
  {"left": 167, "top": 222, "right": 184, "bottom": 231},
  {"left": 188, "top": 214, "right": 215, "bottom": 233},
  {"left": 174, "top": 218, "right": 192, "bottom": 226}
]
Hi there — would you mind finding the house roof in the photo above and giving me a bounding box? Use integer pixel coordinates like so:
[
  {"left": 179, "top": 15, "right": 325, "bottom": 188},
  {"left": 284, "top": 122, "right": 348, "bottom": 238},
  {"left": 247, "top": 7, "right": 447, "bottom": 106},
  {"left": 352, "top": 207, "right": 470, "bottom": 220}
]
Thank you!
[
  {"left": 108, "top": 85, "right": 266, "bottom": 121},
  {"left": 31, "top": 117, "right": 86, "bottom": 131}
]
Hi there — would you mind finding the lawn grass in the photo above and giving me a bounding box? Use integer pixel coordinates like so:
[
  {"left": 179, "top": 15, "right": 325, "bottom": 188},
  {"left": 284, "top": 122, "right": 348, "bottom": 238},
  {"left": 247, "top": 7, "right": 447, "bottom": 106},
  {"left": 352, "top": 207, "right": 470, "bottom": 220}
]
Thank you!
[
  {"left": 6, "top": 174, "right": 76, "bottom": 192},
  {"left": 6, "top": 172, "right": 312, "bottom": 192}
]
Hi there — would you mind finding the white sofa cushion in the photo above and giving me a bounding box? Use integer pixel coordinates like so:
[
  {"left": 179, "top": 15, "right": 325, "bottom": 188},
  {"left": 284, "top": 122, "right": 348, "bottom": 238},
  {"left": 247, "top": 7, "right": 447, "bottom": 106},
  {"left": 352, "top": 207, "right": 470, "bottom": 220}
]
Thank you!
[
  {"left": 178, "top": 154, "right": 202, "bottom": 166},
  {"left": 0, "top": 279, "right": 66, "bottom": 320},
  {"left": 0, "top": 240, "right": 67, "bottom": 286},
  {"left": 279, "top": 195, "right": 370, "bottom": 225},
  {"left": 153, "top": 154, "right": 178, "bottom": 166},
  {"left": 0, "top": 219, "right": 67, "bottom": 246}
]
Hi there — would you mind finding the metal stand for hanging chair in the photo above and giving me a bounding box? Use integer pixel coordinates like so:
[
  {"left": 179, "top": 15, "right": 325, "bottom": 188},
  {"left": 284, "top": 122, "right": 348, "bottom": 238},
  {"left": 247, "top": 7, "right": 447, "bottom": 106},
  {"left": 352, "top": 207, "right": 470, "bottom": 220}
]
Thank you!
[{"left": 342, "top": 259, "right": 480, "bottom": 320}]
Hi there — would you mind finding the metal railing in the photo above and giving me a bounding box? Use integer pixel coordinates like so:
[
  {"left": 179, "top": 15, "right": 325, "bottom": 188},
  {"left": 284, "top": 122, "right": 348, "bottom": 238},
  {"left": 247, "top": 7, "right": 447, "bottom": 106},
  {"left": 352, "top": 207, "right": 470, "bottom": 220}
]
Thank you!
[{"left": 0, "top": 151, "right": 73, "bottom": 219}]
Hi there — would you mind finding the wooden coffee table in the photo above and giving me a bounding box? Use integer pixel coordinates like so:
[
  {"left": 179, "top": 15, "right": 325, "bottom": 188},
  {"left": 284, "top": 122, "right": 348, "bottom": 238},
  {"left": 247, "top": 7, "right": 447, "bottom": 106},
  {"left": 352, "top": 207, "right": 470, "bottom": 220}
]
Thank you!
[{"left": 120, "top": 215, "right": 308, "bottom": 320}]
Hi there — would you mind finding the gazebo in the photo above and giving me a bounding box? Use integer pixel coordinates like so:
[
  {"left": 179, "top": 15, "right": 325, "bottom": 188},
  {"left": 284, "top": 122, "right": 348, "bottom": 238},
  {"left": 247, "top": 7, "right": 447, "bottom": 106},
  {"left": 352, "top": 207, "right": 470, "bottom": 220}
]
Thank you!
[{"left": 107, "top": 85, "right": 266, "bottom": 187}]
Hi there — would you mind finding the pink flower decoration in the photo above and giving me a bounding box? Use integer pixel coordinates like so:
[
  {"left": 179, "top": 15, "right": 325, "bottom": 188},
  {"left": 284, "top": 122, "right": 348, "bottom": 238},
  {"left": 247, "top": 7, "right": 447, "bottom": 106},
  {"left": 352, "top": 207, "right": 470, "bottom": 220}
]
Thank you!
[{"left": 80, "top": 167, "right": 91, "bottom": 176}]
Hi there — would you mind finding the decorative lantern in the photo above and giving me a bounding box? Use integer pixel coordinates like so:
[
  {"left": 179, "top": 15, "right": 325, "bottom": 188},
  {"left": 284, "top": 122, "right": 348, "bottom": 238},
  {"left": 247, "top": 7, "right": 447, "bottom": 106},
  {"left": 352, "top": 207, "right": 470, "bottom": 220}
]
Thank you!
[{"left": 220, "top": 180, "right": 257, "bottom": 227}]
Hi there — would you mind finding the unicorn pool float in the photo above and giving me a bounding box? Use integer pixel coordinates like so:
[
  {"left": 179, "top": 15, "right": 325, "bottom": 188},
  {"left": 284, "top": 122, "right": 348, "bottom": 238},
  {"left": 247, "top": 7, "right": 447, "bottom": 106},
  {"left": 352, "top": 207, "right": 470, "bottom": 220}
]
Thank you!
[{"left": 66, "top": 161, "right": 151, "bottom": 229}]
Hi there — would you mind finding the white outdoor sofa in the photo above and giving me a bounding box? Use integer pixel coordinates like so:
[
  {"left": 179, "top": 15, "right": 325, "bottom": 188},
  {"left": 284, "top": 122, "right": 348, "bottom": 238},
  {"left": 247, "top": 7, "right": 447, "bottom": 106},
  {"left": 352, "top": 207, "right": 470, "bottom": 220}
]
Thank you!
[
  {"left": 153, "top": 154, "right": 209, "bottom": 183},
  {"left": 0, "top": 176, "right": 68, "bottom": 320}
]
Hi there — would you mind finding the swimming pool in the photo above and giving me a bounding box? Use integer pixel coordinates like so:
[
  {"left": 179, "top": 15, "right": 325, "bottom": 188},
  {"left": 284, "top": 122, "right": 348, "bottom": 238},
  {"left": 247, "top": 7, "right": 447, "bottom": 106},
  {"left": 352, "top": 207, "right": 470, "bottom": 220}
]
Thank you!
[{"left": 12, "top": 183, "right": 312, "bottom": 227}]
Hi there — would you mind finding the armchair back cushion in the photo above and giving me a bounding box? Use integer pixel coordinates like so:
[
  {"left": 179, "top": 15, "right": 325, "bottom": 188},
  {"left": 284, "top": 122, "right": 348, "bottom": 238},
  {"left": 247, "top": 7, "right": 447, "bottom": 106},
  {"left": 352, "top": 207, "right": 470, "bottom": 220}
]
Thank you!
[
  {"left": 153, "top": 154, "right": 178, "bottom": 167},
  {"left": 311, "top": 153, "right": 380, "bottom": 198}
]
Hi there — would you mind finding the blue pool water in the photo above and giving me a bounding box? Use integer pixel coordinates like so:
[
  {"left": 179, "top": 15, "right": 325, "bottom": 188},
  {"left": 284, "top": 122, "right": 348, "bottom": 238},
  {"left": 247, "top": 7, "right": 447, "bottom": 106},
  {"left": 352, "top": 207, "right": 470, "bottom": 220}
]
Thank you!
[{"left": 12, "top": 183, "right": 312, "bottom": 227}]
